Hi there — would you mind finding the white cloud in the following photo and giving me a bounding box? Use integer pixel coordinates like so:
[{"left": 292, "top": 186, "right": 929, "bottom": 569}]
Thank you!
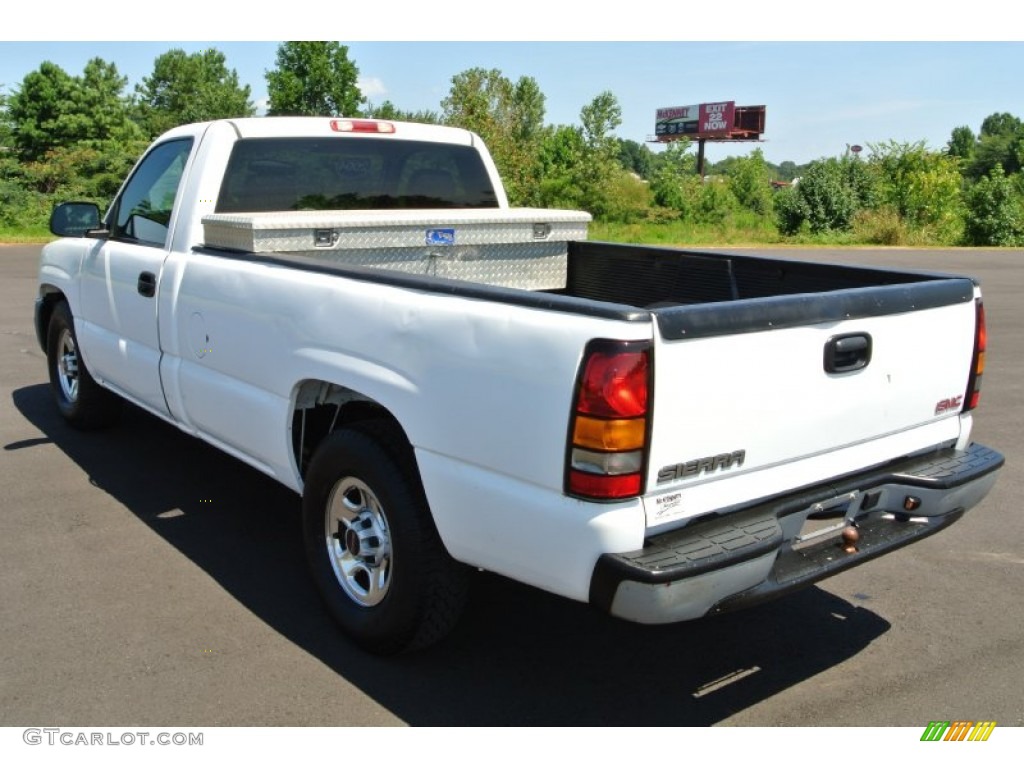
[{"left": 358, "top": 77, "right": 387, "bottom": 99}]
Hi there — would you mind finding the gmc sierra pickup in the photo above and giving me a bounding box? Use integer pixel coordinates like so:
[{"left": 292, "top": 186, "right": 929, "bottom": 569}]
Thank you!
[{"left": 36, "top": 117, "right": 1003, "bottom": 654}]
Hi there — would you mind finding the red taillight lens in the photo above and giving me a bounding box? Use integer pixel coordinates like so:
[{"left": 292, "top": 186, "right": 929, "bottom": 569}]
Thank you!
[
  {"left": 568, "top": 470, "right": 642, "bottom": 500},
  {"left": 567, "top": 340, "right": 651, "bottom": 501},
  {"left": 964, "top": 299, "right": 986, "bottom": 412},
  {"left": 576, "top": 350, "right": 649, "bottom": 418}
]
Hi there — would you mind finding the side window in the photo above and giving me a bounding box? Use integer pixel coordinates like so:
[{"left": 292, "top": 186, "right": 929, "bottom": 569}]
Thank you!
[{"left": 110, "top": 138, "right": 194, "bottom": 247}]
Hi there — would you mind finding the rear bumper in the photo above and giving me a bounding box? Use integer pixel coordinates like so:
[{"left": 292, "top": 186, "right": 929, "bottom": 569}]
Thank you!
[{"left": 589, "top": 442, "right": 1004, "bottom": 624}]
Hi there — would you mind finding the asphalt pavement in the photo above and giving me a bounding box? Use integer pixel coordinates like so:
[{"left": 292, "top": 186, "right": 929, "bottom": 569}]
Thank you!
[{"left": 1, "top": 243, "right": 1021, "bottom": 727}]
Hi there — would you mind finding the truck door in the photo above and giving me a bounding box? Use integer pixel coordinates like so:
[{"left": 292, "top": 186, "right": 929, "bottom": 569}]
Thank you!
[{"left": 77, "top": 138, "right": 194, "bottom": 417}]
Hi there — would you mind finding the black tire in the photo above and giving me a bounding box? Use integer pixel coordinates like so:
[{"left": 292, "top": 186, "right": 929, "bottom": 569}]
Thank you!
[
  {"left": 302, "top": 420, "right": 469, "bottom": 654},
  {"left": 46, "top": 300, "right": 121, "bottom": 429}
]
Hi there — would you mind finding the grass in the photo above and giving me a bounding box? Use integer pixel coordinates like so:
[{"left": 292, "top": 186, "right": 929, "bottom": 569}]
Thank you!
[
  {"left": 589, "top": 216, "right": 785, "bottom": 247},
  {"left": 2, "top": 218, "right": 970, "bottom": 249},
  {"left": 0, "top": 226, "right": 52, "bottom": 243}
]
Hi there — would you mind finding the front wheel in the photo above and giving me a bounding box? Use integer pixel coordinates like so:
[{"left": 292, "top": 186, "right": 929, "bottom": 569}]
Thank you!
[
  {"left": 302, "top": 421, "right": 468, "bottom": 654},
  {"left": 46, "top": 300, "right": 121, "bottom": 429}
]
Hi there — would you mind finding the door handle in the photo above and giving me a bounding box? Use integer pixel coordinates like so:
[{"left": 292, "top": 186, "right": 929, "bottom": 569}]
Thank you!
[
  {"left": 137, "top": 271, "right": 156, "bottom": 297},
  {"left": 824, "top": 333, "right": 872, "bottom": 373}
]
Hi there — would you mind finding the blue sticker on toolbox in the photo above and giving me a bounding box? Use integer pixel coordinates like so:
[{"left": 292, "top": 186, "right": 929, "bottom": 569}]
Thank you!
[{"left": 426, "top": 228, "right": 455, "bottom": 246}]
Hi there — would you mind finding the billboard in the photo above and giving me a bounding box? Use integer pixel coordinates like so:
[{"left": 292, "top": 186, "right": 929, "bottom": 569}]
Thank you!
[{"left": 655, "top": 101, "right": 737, "bottom": 139}]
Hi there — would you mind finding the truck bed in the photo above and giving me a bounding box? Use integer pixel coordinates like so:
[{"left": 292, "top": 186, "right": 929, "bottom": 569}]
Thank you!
[{"left": 562, "top": 241, "right": 975, "bottom": 339}]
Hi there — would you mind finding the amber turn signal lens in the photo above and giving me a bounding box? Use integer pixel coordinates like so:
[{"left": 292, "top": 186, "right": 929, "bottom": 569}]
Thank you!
[{"left": 572, "top": 416, "right": 646, "bottom": 452}]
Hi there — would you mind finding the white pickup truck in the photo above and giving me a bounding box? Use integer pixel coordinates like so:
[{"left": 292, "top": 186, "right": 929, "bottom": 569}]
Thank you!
[{"left": 36, "top": 117, "right": 1003, "bottom": 654}]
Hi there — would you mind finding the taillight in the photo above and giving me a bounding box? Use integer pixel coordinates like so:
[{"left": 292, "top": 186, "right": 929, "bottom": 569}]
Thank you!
[
  {"left": 964, "top": 298, "right": 986, "bottom": 412},
  {"left": 330, "top": 119, "right": 396, "bottom": 134},
  {"left": 567, "top": 340, "right": 651, "bottom": 500}
]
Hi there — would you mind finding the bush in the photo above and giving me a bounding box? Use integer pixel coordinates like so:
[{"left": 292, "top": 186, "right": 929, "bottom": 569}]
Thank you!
[
  {"left": 869, "top": 141, "right": 965, "bottom": 244},
  {"left": 801, "top": 159, "right": 861, "bottom": 232},
  {"left": 963, "top": 164, "right": 1024, "bottom": 245},
  {"left": 851, "top": 206, "right": 908, "bottom": 245},
  {"left": 727, "top": 148, "right": 773, "bottom": 216},
  {"left": 598, "top": 170, "right": 653, "bottom": 223},
  {"left": 773, "top": 185, "right": 810, "bottom": 236}
]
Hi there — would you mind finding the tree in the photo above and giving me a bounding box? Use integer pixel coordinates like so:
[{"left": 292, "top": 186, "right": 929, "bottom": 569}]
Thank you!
[
  {"left": 776, "top": 161, "right": 802, "bottom": 182},
  {"left": 6, "top": 61, "right": 78, "bottom": 159},
  {"left": 947, "top": 125, "right": 976, "bottom": 161},
  {"left": 135, "top": 48, "right": 254, "bottom": 137},
  {"left": 618, "top": 139, "right": 655, "bottom": 179},
  {"left": 536, "top": 124, "right": 586, "bottom": 210},
  {"left": 964, "top": 164, "right": 1024, "bottom": 246},
  {"left": 266, "top": 42, "right": 363, "bottom": 117},
  {"left": 980, "top": 112, "right": 1023, "bottom": 138},
  {"left": 364, "top": 100, "right": 441, "bottom": 125},
  {"left": 440, "top": 68, "right": 547, "bottom": 205},
  {"left": 575, "top": 91, "right": 624, "bottom": 218},
  {"left": 6, "top": 59, "right": 142, "bottom": 162},
  {"left": 966, "top": 112, "right": 1024, "bottom": 181}
]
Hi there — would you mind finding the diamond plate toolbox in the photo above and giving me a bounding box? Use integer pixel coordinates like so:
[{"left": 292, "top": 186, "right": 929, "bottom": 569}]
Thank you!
[{"left": 201, "top": 208, "right": 591, "bottom": 290}]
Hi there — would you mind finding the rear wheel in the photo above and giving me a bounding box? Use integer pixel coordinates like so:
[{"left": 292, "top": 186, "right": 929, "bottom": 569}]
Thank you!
[
  {"left": 302, "top": 421, "right": 468, "bottom": 654},
  {"left": 46, "top": 301, "right": 121, "bottom": 429}
]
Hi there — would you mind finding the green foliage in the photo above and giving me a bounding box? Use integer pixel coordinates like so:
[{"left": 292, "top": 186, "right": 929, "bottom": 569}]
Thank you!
[
  {"left": 536, "top": 125, "right": 586, "bottom": 210},
  {"left": 694, "top": 179, "right": 738, "bottom": 225},
  {"left": 22, "top": 139, "right": 146, "bottom": 199},
  {"left": 3, "top": 47, "right": 1024, "bottom": 248},
  {"left": 599, "top": 170, "right": 654, "bottom": 223},
  {"left": 440, "top": 68, "right": 546, "bottom": 206},
  {"left": 366, "top": 100, "right": 441, "bottom": 124},
  {"left": 618, "top": 139, "right": 656, "bottom": 179},
  {"left": 869, "top": 140, "right": 964, "bottom": 243},
  {"left": 726, "top": 148, "right": 773, "bottom": 216},
  {"left": 963, "top": 164, "right": 1024, "bottom": 246},
  {"left": 778, "top": 158, "right": 859, "bottom": 233},
  {"left": 947, "top": 125, "right": 976, "bottom": 162},
  {"left": 266, "top": 42, "right": 363, "bottom": 117},
  {"left": 574, "top": 91, "right": 625, "bottom": 217},
  {"left": 775, "top": 155, "right": 879, "bottom": 236},
  {"left": 650, "top": 141, "right": 696, "bottom": 211},
  {"left": 960, "top": 112, "right": 1024, "bottom": 181},
  {"left": 6, "top": 59, "right": 142, "bottom": 161},
  {"left": 773, "top": 185, "right": 810, "bottom": 236},
  {"left": 775, "top": 161, "right": 803, "bottom": 182},
  {"left": 134, "top": 48, "right": 254, "bottom": 137},
  {"left": 851, "top": 206, "right": 909, "bottom": 246}
]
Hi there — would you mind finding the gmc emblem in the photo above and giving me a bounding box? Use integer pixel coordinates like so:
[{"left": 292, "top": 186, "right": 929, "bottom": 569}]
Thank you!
[{"left": 935, "top": 395, "right": 964, "bottom": 415}]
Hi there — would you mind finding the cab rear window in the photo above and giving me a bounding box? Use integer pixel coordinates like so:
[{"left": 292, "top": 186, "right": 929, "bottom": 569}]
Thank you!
[{"left": 215, "top": 137, "right": 500, "bottom": 212}]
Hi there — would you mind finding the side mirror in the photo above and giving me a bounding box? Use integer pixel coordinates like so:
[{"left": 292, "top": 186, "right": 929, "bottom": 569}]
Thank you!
[{"left": 49, "top": 202, "right": 103, "bottom": 238}]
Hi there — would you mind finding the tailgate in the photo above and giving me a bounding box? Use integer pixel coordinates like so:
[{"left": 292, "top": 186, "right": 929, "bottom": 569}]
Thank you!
[{"left": 643, "top": 278, "right": 979, "bottom": 529}]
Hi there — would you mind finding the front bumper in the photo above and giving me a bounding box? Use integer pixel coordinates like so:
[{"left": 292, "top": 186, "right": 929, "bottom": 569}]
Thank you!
[{"left": 589, "top": 443, "right": 1004, "bottom": 624}]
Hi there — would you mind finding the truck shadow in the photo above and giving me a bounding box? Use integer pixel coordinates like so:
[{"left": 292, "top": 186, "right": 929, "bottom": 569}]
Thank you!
[{"left": 12, "top": 384, "right": 891, "bottom": 726}]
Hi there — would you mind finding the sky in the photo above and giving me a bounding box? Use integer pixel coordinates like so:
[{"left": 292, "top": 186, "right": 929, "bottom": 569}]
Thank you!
[{"left": 1, "top": 5, "right": 1022, "bottom": 167}]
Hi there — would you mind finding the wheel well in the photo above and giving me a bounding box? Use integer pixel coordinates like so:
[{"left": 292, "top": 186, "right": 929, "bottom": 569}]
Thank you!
[
  {"left": 291, "top": 380, "right": 408, "bottom": 479},
  {"left": 36, "top": 288, "right": 67, "bottom": 352}
]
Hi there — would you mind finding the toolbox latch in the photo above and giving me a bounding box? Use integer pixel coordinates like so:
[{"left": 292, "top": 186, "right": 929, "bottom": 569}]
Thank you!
[{"left": 314, "top": 229, "right": 339, "bottom": 248}]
